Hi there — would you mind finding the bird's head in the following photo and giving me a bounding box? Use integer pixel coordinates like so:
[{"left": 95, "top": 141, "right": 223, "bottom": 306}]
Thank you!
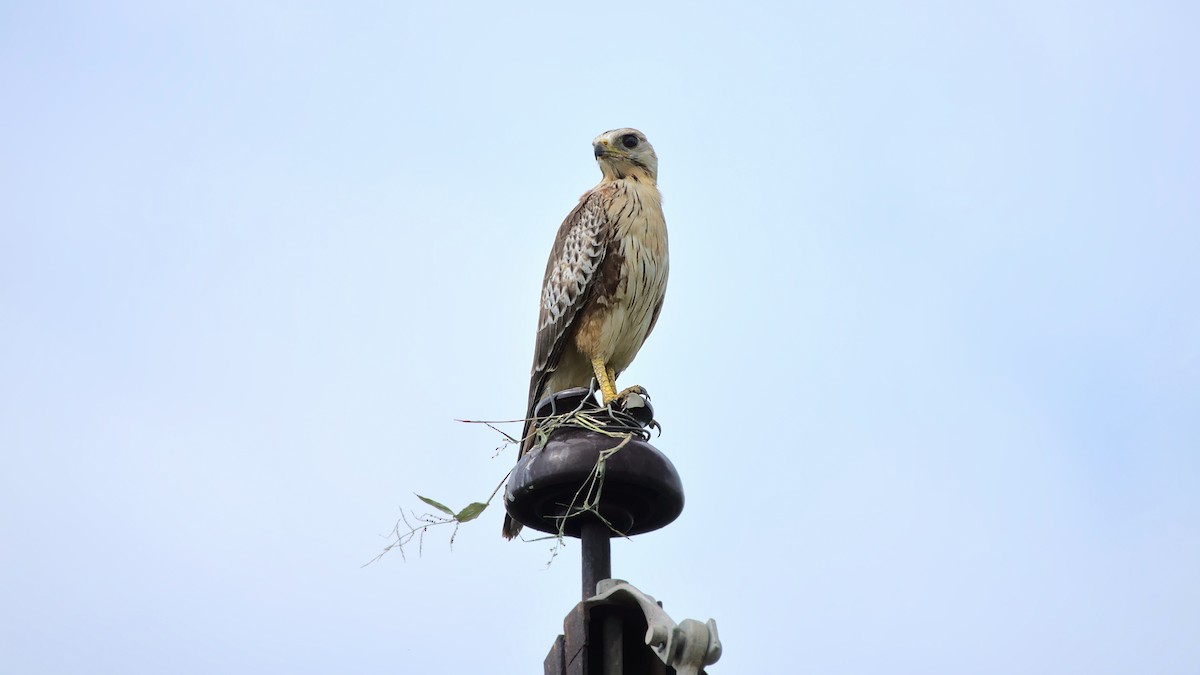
[{"left": 592, "top": 128, "right": 658, "bottom": 183}]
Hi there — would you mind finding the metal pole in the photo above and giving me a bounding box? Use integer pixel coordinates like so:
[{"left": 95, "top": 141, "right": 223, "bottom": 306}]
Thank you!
[
  {"left": 602, "top": 613, "right": 623, "bottom": 675},
  {"left": 580, "top": 520, "right": 611, "bottom": 600},
  {"left": 581, "top": 520, "right": 621, "bottom": 674}
]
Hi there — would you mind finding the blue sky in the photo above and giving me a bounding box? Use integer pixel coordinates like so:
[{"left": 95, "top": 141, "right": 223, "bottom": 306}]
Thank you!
[{"left": 1, "top": 1, "right": 1197, "bottom": 673}]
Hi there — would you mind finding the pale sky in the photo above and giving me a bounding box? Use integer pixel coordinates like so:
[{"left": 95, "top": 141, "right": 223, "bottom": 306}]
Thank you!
[{"left": 2, "top": 1, "right": 1198, "bottom": 673}]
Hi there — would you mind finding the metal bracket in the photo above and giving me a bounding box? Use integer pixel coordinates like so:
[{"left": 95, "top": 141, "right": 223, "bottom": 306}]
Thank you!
[{"left": 588, "top": 579, "right": 722, "bottom": 675}]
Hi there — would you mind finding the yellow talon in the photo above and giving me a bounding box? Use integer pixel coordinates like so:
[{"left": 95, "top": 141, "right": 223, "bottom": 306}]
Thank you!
[
  {"left": 590, "top": 357, "right": 648, "bottom": 407},
  {"left": 591, "top": 357, "right": 619, "bottom": 404},
  {"left": 616, "top": 385, "right": 648, "bottom": 400}
]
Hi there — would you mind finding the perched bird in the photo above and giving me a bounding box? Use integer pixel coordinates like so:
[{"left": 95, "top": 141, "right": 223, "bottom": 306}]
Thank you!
[{"left": 503, "top": 128, "right": 669, "bottom": 540}]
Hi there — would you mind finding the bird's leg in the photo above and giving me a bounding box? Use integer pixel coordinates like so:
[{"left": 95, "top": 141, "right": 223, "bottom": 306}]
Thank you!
[{"left": 590, "top": 357, "right": 619, "bottom": 405}]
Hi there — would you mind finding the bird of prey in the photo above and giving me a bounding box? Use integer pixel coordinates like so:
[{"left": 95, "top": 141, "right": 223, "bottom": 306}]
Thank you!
[{"left": 503, "top": 128, "right": 669, "bottom": 540}]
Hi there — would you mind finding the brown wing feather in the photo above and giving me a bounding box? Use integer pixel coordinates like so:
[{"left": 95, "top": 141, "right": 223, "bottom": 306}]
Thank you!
[{"left": 519, "top": 188, "right": 613, "bottom": 451}]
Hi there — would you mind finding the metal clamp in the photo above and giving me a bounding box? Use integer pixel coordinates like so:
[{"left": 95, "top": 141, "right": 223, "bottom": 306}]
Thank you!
[{"left": 588, "top": 579, "right": 722, "bottom": 675}]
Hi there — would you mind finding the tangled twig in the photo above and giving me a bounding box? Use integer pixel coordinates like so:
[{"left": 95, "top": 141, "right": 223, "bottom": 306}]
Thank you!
[{"left": 371, "top": 392, "right": 653, "bottom": 566}]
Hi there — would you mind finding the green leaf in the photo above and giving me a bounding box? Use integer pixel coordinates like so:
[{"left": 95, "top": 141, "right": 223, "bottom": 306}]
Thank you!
[
  {"left": 416, "top": 494, "right": 454, "bottom": 516},
  {"left": 455, "top": 502, "right": 488, "bottom": 523}
]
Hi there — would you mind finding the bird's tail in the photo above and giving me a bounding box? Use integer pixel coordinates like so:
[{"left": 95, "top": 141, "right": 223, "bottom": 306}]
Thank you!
[
  {"left": 518, "top": 414, "right": 537, "bottom": 455},
  {"left": 504, "top": 383, "right": 547, "bottom": 539},
  {"left": 502, "top": 406, "right": 537, "bottom": 540},
  {"left": 501, "top": 513, "right": 522, "bottom": 540}
]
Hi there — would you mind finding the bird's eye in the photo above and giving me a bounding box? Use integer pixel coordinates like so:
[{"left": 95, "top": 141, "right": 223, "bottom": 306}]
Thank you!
[{"left": 621, "top": 134, "right": 639, "bottom": 149}]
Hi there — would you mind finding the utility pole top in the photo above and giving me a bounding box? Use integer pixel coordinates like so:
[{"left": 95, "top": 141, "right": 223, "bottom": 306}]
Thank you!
[
  {"left": 503, "top": 387, "right": 684, "bottom": 543},
  {"left": 503, "top": 387, "right": 720, "bottom": 674}
]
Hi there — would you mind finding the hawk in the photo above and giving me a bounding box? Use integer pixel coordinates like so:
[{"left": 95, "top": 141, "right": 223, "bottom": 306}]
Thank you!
[{"left": 502, "top": 128, "right": 669, "bottom": 540}]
